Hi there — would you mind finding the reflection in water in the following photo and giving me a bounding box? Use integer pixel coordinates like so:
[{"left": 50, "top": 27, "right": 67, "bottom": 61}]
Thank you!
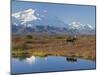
[
  {"left": 25, "top": 56, "right": 48, "bottom": 64},
  {"left": 26, "top": 56, "right": 36, "bottom": 64},
  {"left": 44, "top": 57, "right": 48, "bottom": 60},
  {"left": 66, "top": 57, "right": 77, "bottom": 63},
  {"left": 12, "top": 55, "right": 96, "bottom": 74}
]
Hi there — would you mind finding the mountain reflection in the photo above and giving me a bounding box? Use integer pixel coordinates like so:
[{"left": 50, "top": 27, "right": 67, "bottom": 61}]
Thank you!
[
  {"left": 13, "top": 54, "right": 78, "bottom": 64},
  {"left": 26, "top": 56, "right": 36, "bottom": 64}
]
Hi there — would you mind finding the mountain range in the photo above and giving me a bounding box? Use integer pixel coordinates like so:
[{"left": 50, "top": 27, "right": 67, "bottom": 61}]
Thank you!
[{"left": 12, "top": 9, "right": 95, "bottom": 35}]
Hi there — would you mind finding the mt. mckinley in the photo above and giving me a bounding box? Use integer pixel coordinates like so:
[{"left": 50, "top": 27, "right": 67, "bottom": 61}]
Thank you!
[{"left": 12, "top": 9, "right": 95, "bottom": 35}]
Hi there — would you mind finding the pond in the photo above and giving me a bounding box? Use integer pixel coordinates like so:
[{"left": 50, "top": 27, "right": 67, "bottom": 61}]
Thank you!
[{"left": 11, "top": 56, "right": 96, "bottom": 74}]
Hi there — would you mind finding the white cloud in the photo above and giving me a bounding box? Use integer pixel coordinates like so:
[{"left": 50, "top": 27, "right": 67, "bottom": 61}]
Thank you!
[{"left": 12, "top": 9, "right": 40, "bottom": 24}]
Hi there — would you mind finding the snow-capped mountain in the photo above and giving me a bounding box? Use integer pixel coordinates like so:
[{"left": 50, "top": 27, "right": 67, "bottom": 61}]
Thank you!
[
  {"left": 68, "top": 21, "right": 95, "bottom": 34},
  {"left": 68, "top": 22, "right": 94, "bottom": 30},
  {"left": 12, "top": 8, "right": 95, "bottom": 35},
  {"left": 12, "top": 9, "right": 40, "bottom": 25}
]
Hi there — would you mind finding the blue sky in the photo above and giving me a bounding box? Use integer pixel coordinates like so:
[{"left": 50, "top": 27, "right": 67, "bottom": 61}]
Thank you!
[{"left": 12, "top": 1, "right": 96, "bottom": 27}]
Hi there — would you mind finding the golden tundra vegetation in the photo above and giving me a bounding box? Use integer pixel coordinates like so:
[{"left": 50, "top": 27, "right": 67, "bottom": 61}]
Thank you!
[{"left": 12, "top": 34, "right": 96, "bottom": 61}]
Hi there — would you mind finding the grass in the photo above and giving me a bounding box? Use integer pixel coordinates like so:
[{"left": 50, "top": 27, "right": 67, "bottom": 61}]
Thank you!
[
  {"left": 12, "top": 34, "right": 96, "bottom": 61},
  {"left": 32, "top": 51, "right": 47, "bottom": 57}
]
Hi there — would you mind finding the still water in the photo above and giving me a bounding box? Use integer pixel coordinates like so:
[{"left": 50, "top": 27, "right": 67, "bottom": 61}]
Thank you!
[{"left": 11, "top": 56, "right": 96, "bottom": 74}]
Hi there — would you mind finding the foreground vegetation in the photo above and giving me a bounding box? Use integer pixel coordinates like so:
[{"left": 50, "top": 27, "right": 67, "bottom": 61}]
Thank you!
[{"left": 12, "top": 34, "right": 96, "bottom": 61}]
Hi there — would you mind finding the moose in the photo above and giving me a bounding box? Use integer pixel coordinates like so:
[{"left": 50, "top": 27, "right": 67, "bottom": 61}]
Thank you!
[
  {"left": 66, "top": 57, "right": 77, "bottom": 62},
  {"left": 66, "top": 35, "right": 77, "bottom": 44}
]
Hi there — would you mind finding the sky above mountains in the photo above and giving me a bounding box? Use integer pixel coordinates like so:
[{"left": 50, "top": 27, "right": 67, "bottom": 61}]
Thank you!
[{"left": 12, "top": 1, "right": 96, "bottom": 27}]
